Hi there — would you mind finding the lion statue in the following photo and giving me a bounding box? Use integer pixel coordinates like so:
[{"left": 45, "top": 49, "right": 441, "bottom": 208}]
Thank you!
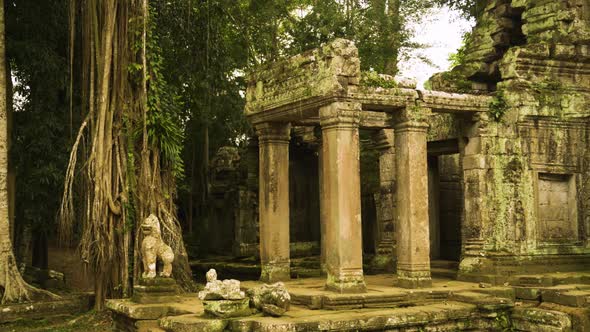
[{"left": 141, "top": 214, "right": 174, "bottom": 278}]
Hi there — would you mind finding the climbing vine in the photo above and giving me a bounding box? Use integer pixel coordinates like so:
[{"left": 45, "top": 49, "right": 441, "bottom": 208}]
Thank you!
[{"left": 489, "top": 89, "right": 508, "bottom": 121}]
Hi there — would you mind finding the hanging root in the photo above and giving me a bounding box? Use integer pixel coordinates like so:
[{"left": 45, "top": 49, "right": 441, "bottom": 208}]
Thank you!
[{"left": 58, "top": 118, "right": 88, "bottom": 246}]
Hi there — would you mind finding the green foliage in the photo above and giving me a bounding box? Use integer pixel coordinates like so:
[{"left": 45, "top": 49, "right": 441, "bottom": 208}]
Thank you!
[
  {"left": 495, "top": 311, "right": 515, "bottom": 332},
  {"left": 129, "top": 5, "right": 186, "bottom": 180},
  {"left": 432, "top": 0, "right": 488, "bottom": 18},
  {"left": 489, "top": 90, "right": 508, "bottom": 122},
  {"left": 440, "top": 70, "right": 473, "bottom": 93},
  {"left": 145, "top": 44, "right": 185, "bottom": 180},
  {"left": 448, "top": 31, "right": 471, "bottom": 69},
  {"left": 360, "top": 71, "right": 398, "bottom": 88},
  {"left": 6, "top": 0, "right": 70, "bottom": 237}
]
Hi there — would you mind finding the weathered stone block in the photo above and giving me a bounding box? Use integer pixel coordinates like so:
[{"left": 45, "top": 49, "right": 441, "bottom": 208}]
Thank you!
[
  {"left": 463, "top": 155, "right": 488, "bottom": 170},
  {"left": 515, "top": 287, "right": 542, "bottom": 301},
  {"left": 203, "top": 299, "right": 252, "bottom": 318},
  {"left": 542, "top": 289, "right": 590, "bottom": 308},
  {"left": 159, "top": 314, "right": 228, "bottom": 332},
  {"left": 132, "top": 277, "right": 180, "bottom": 304}
]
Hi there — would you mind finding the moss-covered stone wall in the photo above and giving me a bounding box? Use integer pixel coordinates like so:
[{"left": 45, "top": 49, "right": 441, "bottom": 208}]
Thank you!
[{"left": 450, "top": 0, "right": 590, "bottom": 280}]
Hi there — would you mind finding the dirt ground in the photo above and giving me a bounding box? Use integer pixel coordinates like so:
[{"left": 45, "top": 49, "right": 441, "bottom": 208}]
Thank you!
[{"left": 1, "top": 311, "right": 113, "bottom": 332}]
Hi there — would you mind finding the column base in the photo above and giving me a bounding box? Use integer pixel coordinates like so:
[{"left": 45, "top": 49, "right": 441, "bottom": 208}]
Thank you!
[
  {"left": 395, "top": 276, "right": 432, "bottom": 289},
  {"left": 396, "top": 269, "right": 432, "bottom": 289},
  {"left": 260, "top": 261, "right": 290, "bottom": 283},
  {"left": 325, "top": 269, "right": 367, "bottom": 293}
]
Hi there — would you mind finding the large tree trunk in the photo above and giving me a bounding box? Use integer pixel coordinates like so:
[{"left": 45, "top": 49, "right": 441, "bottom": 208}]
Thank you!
[
  {"left": 0, "top": 0, "right": 58, "bottom": 304},
  {"left": 383, "top": 0, "right": 400, "bottom": 76}
]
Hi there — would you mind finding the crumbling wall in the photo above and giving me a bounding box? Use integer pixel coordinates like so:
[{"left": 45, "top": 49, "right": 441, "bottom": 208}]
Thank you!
[{"left": 454, "top": 0, "right": 590, "bottom": 280}]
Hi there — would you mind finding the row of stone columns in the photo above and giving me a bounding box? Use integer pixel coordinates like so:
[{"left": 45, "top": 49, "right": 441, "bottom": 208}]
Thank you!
[{"left": 256, "top": 102, "right": 432, "bottom": 291}]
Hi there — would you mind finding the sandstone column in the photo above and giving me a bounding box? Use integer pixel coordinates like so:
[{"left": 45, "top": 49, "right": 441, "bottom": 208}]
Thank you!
[
  {"left": 395, "top": 106, "right": 432, "bottom": 288},
  {"left": 458, "top": 112, "right": 493, "bottom": 279},
  {"left": 316, "top": 127, "right": 327, "bottom": 275},
  {"left": 371, "top": 129, "right": 396, "bottom": 272},
  {"left": 256, "top": 122, "right": 291, "bottom": 282},
  {"left": 320, "top": 102, "right": 366, "bottom": 293}
]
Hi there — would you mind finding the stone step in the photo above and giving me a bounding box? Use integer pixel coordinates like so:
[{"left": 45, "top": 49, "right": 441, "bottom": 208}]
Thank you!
[
  {"left": 514, "top": 286, "right": 542, "bottom": 301},
  {"left": 449, "top": 291, "right": 514, "bottom": 311},
  {"left": 0, "top": 293, "right": 94, "bottom": 324},
  {"left": 512, "top": 307, "right": 573, "bottom": 332},
  {"left": 510, "top": 273, "right": 590, "bottom": 287},
  {"left": 542, "top": 285, "right": 590, "bottom": 308},
  {"left": 159, "top": 302, "right": 487, "bottom": 332},
  {"left": 430, "top": 260, "right": 459, "bottom": 269},
  {"left": 431, "top": 267, "right": 458, "bottom": 279},
  {"left": 290, "top": 267, "right": 321, "bottom": 279},
  {"left": 510, "top": 275, "right": 553, "bottom": 287}
]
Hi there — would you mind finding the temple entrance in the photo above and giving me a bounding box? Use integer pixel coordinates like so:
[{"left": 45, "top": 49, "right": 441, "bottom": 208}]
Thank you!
[{"left": 428, "top": 140, "right": 463, "bottom": 262}]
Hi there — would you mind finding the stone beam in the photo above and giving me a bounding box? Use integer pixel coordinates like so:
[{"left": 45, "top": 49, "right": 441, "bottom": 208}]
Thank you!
[
  {"left": 421, "top": 90, "right": 492, "bottom": 113},
  {"left": 292, "top": 111, "right": 394, "bottom": 129},
  {"left": 256, "top": 122, "right": 291, "bottom": 283},
  {"left": 427, "top": 139, "right": 460, "bottom": 156},
  {"left": 320, "top": 101, "right": 367, "bottom": 293},
  {"left": 246, "top": 39, "right": 360, "bottom": 117}
]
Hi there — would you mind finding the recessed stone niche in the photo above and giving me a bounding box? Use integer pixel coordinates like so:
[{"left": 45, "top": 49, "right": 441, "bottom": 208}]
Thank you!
[{"left": 537, "top": 173, "right": 578, "bottom": 243}]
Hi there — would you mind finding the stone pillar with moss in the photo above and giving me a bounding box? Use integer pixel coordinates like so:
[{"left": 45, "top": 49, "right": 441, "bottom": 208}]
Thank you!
[
  {"left": 315, "top": 127, "right": 328, "bottom": 276},
  {"left": 394, "top": 106, "right": 432, "bottom": 288},
  {"left": 320, "top": 101, "right": 367, "bottom": 293},
  {"left": 256, "top": 122, "right": 291, "bottom": 283},
  {"left": 371, "top": 128, "right": 396, "bottom": 272}
]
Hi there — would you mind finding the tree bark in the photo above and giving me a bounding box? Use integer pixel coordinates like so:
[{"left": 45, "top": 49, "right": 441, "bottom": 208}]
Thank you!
[{"left": 383, "top": 0, "right": 400, "bottom": 76}]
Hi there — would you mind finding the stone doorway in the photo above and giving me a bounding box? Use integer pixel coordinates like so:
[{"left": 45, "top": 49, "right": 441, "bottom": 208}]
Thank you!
[{"left": 428, "top": 140, "right": 463, "bottom": 262}]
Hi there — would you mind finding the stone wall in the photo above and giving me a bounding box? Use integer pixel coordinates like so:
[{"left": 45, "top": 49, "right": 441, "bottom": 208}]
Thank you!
[{"left": 446, "top": 0, "right": 590, "bottom": 280}]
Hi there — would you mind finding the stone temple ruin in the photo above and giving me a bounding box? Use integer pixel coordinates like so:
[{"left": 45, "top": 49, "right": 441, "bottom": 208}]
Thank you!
[
  {"left": 244, "top": 0, "right": 590, "bottom": 291},
  {"left": 102, "top": 1, "right": 590, "bottom": 331}
]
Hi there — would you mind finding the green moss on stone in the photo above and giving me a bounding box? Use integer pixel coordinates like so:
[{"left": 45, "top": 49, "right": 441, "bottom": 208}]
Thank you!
[
  {"left": 360, "top": 71, "right": 397, "bottom": 88},
  {"left": 489, "top": 90, "right": 508, "bottom": 122}
]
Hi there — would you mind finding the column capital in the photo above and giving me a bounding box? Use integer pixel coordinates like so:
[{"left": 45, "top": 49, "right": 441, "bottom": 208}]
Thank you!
[
  {"left": 255, "top": 122, "right": 291, "bottom": 143},
  {"left": 394, "top": 105, "right": 431, "bottom": 131},
  {"left": 319, "top": 102, "right": 361, "bottom": 130}
]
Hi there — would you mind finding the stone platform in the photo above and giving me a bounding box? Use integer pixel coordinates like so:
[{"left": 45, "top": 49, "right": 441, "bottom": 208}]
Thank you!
[
  {"left": 107, "top": 272, "right": 590, "bottom": 331},
  {"left": 106, "top": 294, "right": 200, "bottom": 332},
  {"left": 242, "top": 274, "right": 514, "bottom": 310},
  {"left": 159, "top": 275, "right": 517, "bottom": 332}
]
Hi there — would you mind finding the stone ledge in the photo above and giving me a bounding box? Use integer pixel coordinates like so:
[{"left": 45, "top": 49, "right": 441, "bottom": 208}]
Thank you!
[
  {"left": 159, "top": 302, "right": 484, "bottom": 332},
  {"left": 106, "top": 297, "right": 195, "bottom": 320},
  {"left": 0, "top": 293, "right": 94, "bottom": 324}
]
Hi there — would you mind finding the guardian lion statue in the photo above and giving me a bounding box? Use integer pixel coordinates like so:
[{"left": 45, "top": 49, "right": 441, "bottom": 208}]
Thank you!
[{"left": 141, "top": 214, "right": 174, "bottom": 278}]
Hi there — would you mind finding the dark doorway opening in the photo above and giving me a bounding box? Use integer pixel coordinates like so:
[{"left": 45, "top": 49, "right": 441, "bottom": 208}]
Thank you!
[{"left": 428, "top": 140, "right": 463, "bottom": 262}]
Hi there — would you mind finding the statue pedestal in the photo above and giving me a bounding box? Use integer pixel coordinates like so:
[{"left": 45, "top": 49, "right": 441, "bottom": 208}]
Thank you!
[{"left": 132, "top": 277, "right": 180, "bottom": 304}]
